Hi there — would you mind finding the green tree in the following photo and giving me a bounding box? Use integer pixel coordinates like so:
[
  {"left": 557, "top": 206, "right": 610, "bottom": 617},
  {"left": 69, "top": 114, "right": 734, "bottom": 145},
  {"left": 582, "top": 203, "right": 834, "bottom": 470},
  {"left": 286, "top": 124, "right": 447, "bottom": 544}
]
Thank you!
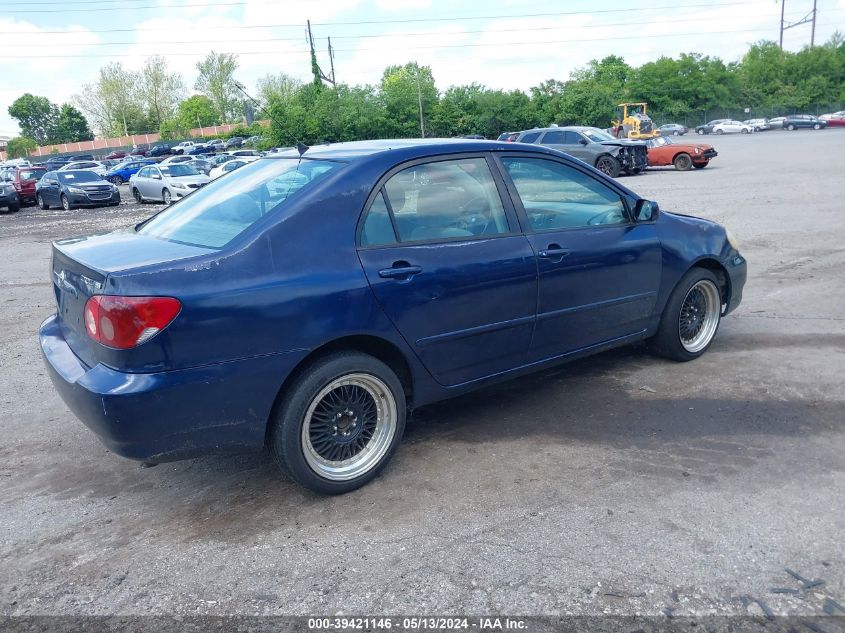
[
  {"left": 6, "top": 136, "right": 38, "bottom": 159},
  {"left": 75, "top": 63, "right": 147, "bottom": 136},
  {"left": 195, "top": 52, "right": 242, "bottom": 123},
  {"left": 159, "top": 118, "right": 190, "bottom": 140},
  {"left": 257, "top": 72, "right": 301, "bottom": 108},
  {"left": 54, "top": 104, "right": 94, "bottom": 142},
  {"left": 176, "top": 95, "right": 220, "bottom": 129},
  {"left": 380, "top": 62, "right": 437, "bottom": 137},
  {"left": 137, "top": 55, "right": 186, "bottom": 129},
  {"left": 8, "top": 94, "right": 58, "bottom": 145}
]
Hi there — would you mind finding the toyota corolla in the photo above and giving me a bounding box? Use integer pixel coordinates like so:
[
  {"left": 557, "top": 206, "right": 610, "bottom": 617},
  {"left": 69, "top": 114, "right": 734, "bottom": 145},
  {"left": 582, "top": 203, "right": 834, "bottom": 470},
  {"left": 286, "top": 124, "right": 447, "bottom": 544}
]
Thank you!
[{"left": 40, "top": 139, "right": 746, "bottom": 494}]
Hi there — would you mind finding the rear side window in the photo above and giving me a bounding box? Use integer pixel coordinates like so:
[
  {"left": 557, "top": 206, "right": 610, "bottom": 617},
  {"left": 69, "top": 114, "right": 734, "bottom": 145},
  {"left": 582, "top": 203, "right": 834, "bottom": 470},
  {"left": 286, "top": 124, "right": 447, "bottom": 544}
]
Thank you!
[
  {"left": 360, "top": 192, "right": 396, "bottom": 246},
  {"left": 380, "top": 157, "right": 509, "bottom": 243},
  {"left": 541, "top": 131, "right": 565, "bottom": 144},
  {"left": 501, "top": 157, "right": 627, "bottom": 231},
  {"left": 139, "top": 158, "right": 342, "bottom": 248},
  {"left": 519, "top": 132, "right": 541, "bottom": 143}
]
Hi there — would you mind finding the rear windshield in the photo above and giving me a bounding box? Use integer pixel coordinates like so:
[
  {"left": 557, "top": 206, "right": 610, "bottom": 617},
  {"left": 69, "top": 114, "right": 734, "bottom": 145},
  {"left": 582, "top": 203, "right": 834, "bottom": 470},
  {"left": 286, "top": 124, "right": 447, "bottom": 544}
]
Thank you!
[
  {"left": 57, "top": 171, "right": 101, "bottom": 183},
  {"left": 20, "top": 169, "right": 46, "bottom": 180},
  {"left": 161, "top": 164, "right": 198, "bottom": 177},
  {"left": 138, "top": 158, "right": 342, "bottom": 248}
]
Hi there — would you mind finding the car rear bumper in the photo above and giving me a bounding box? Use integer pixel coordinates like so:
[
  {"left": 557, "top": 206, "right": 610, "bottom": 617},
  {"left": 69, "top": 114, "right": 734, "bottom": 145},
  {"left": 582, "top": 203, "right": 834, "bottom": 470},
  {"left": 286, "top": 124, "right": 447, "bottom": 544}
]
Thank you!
[{"left": 39, "top": 314, "right": 300, "bottom": 462}]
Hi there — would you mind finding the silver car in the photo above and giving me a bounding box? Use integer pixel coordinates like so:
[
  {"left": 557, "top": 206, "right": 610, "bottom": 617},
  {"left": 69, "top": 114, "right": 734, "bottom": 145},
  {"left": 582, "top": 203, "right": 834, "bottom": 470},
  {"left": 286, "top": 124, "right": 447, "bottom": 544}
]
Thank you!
[{"left": 129, "top": 163, "right": 210, "bottom": 205}]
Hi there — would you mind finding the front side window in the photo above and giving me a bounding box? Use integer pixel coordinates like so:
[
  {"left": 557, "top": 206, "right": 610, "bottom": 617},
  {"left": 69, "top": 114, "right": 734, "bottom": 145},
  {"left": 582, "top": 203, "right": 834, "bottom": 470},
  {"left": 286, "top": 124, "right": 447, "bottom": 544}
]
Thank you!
[
  {"left": 562, "top": 131, "right": 582, "bottom": 144},
  {"left": 138, "top": 158, "right": 342, "bottom": 248},
  {"left": 381, "top": 157, "right": 509, "bottom": 243},
  {"left": 501, "top": 157, "right": 627, "bottom": 231},
  {"left": 519, "top": 131, "right": 541, "bottom": 144}
]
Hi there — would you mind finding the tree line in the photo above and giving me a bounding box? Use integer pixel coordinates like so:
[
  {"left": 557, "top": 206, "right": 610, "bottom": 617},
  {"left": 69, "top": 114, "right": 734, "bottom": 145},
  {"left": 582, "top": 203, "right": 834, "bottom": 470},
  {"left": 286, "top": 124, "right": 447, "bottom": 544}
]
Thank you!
[{"left": 5, "top": 33, "right": 844, "bottom": 158}]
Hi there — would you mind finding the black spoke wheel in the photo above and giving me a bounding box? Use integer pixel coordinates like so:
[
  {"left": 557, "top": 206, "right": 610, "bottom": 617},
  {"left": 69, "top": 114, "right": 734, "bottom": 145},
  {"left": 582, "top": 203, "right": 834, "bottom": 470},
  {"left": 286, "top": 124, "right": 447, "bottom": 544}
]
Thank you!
[
  {"left": 595, "top": 155, "right": 620, "bottom": 178},
  {"left": 269, "top": 352, "right": 406, "bottom": 494}
]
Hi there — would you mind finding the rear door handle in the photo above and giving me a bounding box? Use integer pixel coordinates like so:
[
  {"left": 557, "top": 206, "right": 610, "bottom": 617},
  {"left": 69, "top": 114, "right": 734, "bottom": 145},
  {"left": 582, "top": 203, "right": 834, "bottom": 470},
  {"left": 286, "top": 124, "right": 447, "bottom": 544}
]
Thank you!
[
  {"left": 378, "top": 264, "right": 422, "bottom": 280},
  {"left": 538, "top": 246, "right": 571, "bottom": 262}
]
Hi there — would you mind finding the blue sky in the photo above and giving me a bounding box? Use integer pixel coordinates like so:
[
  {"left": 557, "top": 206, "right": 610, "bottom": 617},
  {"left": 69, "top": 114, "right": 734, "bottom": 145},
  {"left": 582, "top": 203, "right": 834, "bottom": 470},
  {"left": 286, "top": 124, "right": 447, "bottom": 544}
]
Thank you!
[{"left": 1, "top": 0, "right": 843, "bottom": 136}]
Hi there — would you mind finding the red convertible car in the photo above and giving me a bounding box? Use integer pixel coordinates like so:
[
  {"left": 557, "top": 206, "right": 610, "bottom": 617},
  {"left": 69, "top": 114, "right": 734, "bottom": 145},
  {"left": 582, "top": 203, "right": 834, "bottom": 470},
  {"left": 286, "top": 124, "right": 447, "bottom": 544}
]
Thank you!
[{"left": 645, "top": 136, "right": 717, "bottom": 170}]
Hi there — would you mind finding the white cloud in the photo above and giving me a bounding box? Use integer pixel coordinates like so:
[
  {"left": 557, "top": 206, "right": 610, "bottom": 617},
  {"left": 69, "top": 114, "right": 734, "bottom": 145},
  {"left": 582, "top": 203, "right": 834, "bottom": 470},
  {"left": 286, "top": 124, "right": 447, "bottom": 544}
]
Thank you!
[{"left": 376, "top": 0, "right": 433, "bottom": 10}]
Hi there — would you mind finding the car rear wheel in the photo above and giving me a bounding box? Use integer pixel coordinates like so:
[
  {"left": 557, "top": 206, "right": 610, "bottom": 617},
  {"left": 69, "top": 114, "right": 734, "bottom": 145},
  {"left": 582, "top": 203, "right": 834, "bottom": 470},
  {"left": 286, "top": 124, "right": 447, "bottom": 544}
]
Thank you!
[
  {"left": 37, "top": 194, "right": 49, "bottom": 210},
  {"left": 697, "top": 129, "right": 705, "bottom": 135},
  {"left": 787, "top": 124, "right": 796, "bottom": 131},
  {"left": 162, "top": 189, "right": 172, "bottom": 204},
  {"left": 673, "top": 153, "right": 693, "bottom": 171},
  {"left": 269, "top": 351, "right": 406, "bottom": 494},
  {"left": 109, "top": 176, "right": 123, "bottom": 185},
  {"left": 715, "top": 129, "right": 724, "bottom": 135},
  {"left": 595, "top": 155, "right": 620, "bottom": 178},
  {"left": 61, "top": 195, "right": 71, "bottom": 211},
  {"left": 741, "top": 128, "right": 749, "bottom": 134},
  {"left": 813, "top": 123, "right": 821, "bottom": 130},
  {"left": 651, "top": 268, "right": 722, "bottom": 362}
]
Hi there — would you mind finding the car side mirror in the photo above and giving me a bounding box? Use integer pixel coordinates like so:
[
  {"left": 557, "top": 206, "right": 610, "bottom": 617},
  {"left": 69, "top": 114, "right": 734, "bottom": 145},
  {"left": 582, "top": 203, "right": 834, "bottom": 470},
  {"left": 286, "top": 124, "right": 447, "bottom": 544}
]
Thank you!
[
  {"left": 635, "top": 199, "right": 659, "bottom": 222},
  {"left": 579, "top": 139, "right": 588, "bottom": 145}
]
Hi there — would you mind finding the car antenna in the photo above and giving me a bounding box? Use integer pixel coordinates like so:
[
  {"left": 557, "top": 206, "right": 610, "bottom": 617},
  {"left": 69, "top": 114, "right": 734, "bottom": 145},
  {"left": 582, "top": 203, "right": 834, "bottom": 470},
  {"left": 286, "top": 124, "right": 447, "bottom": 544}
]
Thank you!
[{"left": 296, "top": 142, "right": 309, "bottom": 156}]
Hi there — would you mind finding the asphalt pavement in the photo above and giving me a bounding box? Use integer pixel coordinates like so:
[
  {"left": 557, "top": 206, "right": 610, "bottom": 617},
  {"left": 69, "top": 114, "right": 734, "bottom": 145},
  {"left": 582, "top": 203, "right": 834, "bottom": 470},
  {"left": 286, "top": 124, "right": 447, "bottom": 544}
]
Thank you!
[{"left": 0, "top": 130, "right": 843, "bottom": 620}]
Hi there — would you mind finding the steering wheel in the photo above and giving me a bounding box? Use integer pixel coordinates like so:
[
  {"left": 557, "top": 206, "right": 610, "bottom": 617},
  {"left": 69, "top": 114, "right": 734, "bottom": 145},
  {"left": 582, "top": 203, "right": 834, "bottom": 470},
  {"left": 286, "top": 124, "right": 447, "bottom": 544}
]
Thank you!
[
  {"left": 455, "top": 196, "right": 492, "bottom": 234},
  {"left": 586, "top": 209, "right": 623, "bottom": 226}
]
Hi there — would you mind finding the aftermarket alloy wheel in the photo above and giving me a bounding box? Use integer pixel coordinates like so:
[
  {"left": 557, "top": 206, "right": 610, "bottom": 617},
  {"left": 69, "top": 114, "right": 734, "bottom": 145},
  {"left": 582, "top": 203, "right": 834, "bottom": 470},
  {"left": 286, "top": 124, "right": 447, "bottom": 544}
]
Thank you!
[
  {"left": 650, "top": 268, "right": 722, "bottom": 362},
  {"left": 595, "top": 155, "right": 621, "bottom": 178},
  {"left": 269, "top": 352, "right": 406, "bottom": 494}
]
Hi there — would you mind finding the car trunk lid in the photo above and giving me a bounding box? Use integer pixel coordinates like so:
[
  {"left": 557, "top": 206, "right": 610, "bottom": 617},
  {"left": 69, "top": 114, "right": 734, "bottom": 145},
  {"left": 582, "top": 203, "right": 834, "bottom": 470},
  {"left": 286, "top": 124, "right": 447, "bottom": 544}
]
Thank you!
[{"left": 51, "top": 231, "right": 214, "bottom": 368}]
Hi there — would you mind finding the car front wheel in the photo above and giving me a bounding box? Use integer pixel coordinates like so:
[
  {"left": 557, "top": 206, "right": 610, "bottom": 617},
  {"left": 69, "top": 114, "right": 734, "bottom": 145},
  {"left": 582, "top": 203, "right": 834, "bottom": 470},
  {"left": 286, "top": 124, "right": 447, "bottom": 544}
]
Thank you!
[
  {"left": 813, "top": 123, "right": 821, "bottom": 130},
  {"left": 787, "top": 124, "right": 796, "bottom": 131},
  {"left": 651, "top": 268, "right": 722, "bottom": 362},
  {"left": 61, "top": 195, "right": 71, "bottom": 211},
  {"left": 269, "top": 352, "right": 406, "bottom": 494},
  {"left": 109, "top": 176, "right": 123, "bottom": 185},
  {"left": 162, "top": 189, "right": 172, "bottom": 204},
  {"left": 595, "top": 155, "right": 621, "bottom": 178}
]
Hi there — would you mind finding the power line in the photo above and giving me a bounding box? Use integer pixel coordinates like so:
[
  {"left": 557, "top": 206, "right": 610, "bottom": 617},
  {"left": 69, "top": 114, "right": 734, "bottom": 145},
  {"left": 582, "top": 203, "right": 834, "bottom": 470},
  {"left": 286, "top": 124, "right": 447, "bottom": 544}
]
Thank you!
[
  {"left": 6, "top": 10, "right": 834, "bottom": 47},
  {"left": 0, "top": 0, "right": 771, "bottom": 18},
  {"left": 1, "top": 24, "right": 836, "bottom": 59}
]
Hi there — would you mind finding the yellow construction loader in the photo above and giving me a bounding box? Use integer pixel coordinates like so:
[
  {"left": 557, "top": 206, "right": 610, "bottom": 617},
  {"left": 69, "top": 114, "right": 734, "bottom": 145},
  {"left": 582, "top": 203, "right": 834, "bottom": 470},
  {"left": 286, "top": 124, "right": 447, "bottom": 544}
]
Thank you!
[{"left": 612, "top": 103, "right": 661, "bottom": 139}]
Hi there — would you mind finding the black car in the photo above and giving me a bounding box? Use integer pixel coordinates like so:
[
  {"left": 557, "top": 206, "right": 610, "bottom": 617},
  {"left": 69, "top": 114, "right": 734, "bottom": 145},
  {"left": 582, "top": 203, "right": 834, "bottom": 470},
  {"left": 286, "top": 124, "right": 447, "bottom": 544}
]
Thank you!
[
  {"left": 69, "top": 154, "right": 95, "bottom": 161},
  {"left": 0, "top": 180, "right": 20, "bottom": 212},
  {"left": 41, "top": 156, "right": 73, "bottom": 170},
  {"left": 224, "top": 136, "right": 244, "bottom": 149},
  {"left": 145, "top": 144, "right": 172, "bottom": 158},
  {"left": 783, "top": 114, "right": 828, "bottom": 130},
  {"left": 695, "top": 119, "right": 728, "bottom": 135},
  {"left": 35, "top": 170, "right": 120, "bottom": 211}
]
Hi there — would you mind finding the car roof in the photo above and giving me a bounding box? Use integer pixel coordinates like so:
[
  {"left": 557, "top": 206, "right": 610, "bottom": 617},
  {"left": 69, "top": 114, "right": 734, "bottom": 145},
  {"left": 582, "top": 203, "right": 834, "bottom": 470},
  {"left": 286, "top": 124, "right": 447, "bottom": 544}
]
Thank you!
[{"left": 268, "top": 138, "right": 561, "bottom": 162}]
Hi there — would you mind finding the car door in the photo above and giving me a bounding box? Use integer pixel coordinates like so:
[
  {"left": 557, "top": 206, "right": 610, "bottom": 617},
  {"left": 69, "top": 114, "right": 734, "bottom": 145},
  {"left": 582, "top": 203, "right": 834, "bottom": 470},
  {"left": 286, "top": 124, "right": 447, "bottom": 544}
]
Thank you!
[
  {"left": 41, "top": 172, "right": 60, "bottom": 205},
  {"left": 497, "top": 155, "right": 662, "bottom": 361},
  {"left": 557, "top": 130, "right": 592, "bottom": 162},
  {"left": 356, "top": 155, "right": 538, "bottom": 387}
]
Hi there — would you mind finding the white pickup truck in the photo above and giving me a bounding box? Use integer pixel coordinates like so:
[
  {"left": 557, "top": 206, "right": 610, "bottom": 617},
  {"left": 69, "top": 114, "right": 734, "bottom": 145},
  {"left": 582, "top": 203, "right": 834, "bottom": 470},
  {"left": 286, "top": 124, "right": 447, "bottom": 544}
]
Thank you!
[{"left": 171, "top": 141, "right": 197, "bottom": 155}]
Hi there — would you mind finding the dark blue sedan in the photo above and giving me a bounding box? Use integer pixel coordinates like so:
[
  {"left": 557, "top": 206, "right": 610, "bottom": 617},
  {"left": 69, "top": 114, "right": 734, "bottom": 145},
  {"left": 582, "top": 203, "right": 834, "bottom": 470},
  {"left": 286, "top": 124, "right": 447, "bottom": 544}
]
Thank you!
[{"left": 40, "top": 139, "right": 746, "bottom": 493}]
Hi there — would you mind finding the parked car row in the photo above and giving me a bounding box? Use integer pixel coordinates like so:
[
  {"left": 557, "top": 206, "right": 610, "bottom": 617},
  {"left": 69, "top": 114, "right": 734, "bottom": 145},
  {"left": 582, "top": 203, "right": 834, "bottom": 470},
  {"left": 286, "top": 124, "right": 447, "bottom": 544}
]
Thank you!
[{"left": 694, "top": 114, "right": 830, "bottom": 134}]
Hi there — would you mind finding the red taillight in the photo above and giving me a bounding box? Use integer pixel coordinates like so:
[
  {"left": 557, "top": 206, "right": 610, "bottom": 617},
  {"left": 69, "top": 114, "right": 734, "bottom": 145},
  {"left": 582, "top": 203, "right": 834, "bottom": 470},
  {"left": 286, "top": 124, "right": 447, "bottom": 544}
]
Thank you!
[{"left": 83, "top": 295, "right": 181, "bottom": 349}]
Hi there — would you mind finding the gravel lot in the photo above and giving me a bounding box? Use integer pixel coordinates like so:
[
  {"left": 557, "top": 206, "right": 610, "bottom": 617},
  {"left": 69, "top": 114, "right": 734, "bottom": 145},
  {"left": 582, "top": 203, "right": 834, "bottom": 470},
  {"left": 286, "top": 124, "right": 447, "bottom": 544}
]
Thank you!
[{"left": 1, "top": 131, "right": 843, "bottom": 620}]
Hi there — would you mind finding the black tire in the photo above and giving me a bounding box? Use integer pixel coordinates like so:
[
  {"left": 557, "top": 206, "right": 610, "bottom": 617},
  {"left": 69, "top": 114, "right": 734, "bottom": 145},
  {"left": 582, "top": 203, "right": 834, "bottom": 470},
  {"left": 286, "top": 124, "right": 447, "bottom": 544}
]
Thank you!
[
  {"left": 650, "top": 268, "right": 723, "bottom": 362},
  {"left": 741, "top": 128, "right": 749, "bottom": 134},
  {"left": 109, "top": 176, "right": 123, "bottom": 185},
  {"left": 269, "top": 352, "right": 407, "bottom": 494},
  {"left": 693, "top": 162, "right": 708, "bottom": 169},
  {"left": 673, "top": 153, "right": 693, "bottom": 171},
  {"left": 595, "top": 155, "right": 621, "bottom": 178},
  {"left": 61, "top": 194, "right": 71, "bottom": 211},
  {"left": 132, "top": 188, "right": 143, "bottom": 203},
  {"left": 162, "top": 188, "right": 172, "bottom": 205},
  {"left": 37, "top": 194, "right": 49, "bottom": 210},
  {"left": 715, "top": 129, "right": 724, "bottom": 135},
  {"left": 813, "top": 123, "right": 821, "bottom": 130}
]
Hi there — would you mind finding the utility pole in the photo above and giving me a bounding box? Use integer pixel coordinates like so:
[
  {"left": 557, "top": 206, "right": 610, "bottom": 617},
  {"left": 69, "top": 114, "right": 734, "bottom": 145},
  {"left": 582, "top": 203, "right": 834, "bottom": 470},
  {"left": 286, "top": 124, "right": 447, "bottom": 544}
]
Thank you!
[
  {"left": 416, "top": 69, "right": 425, "bottom": 138},
  {"left": 307, "top": 20, "right": 336, "bottom": 86},
  {"left": 779, "top": 0, "right": 818, "bottom": 48}
]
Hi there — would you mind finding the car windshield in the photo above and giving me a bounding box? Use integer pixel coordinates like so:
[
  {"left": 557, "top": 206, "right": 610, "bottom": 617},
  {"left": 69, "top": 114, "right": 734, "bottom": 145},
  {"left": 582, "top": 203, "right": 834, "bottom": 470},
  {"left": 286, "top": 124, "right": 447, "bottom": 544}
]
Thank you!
[
  {"left": 138, "top": 158, "right": 343, "bottom": 248},
  {"left": 652, "top": 137, "right": 672, "bottom": 146},
  {"left": 581, "top": 128, "right": 615, "bottom": 142},
  {"left": 20, "top": 169, "right": 46, "bottom": 180},
  {"left": 57, "top": 171, "right": 101, "bottom": 183},
  {"left": 160, "top": 164, "right": 199, "bottom": 177}
]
